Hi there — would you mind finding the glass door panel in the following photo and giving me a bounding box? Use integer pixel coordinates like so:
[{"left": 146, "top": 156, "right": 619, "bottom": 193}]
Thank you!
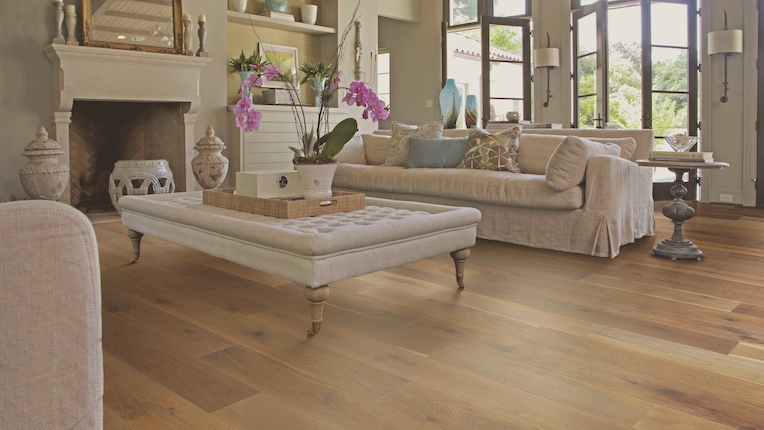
[
  {"left": 481, "top": 17, "right": 530, "bottom": 127},
  {"left": 493, "top": 0, "right": 528, "bottom": 17},
  {"left": 607, "top": 4, "right": 642, "bottom": 129},
  {"left": 573, "top": 2, "right": 606, "bottom": 128}
]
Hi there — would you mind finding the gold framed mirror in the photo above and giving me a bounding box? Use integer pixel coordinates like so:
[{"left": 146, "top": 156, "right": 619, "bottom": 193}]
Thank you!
[{"left": 81, "top": 0, "right": 183, "bottom": 54}]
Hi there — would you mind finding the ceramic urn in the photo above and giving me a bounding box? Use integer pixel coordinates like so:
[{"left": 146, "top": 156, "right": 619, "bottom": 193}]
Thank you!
[
  {"left": 191, "top": 126, "right": 229, "bottom": 189},
  {"left": 19, "top": 126, "right": 69, "bottom": 200}
]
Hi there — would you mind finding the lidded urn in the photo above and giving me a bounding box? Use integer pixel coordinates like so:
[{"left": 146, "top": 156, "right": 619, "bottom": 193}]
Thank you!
[
  {"left": 191, "top": 126, "right": 229, "bottom": 189},
  {"left": 19, "top": 126, "right": 69, "bottom": 200}
]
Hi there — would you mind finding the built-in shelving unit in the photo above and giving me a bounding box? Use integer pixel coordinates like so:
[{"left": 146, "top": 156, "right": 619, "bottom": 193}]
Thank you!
[{"left": 227, "top": 10, "right": 335, "bottom": 35}]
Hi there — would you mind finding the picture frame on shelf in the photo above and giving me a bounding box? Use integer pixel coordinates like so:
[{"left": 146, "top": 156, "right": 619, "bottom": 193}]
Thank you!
[{"left": 258, "top": 43, "right": 299, "bottom": 89}]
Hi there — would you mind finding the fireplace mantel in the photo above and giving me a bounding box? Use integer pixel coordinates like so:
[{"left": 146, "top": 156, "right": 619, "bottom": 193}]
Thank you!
[
  {"left": 44, "top": 44, "right": 211, "bottom": 112},
  {"left": 44, "top": 44, "right": 212, "bottom": 203}
]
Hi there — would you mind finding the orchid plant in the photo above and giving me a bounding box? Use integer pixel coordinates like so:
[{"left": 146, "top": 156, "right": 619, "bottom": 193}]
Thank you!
[{"left": 232, "top": 3, "right": 389, "bottom": 164}]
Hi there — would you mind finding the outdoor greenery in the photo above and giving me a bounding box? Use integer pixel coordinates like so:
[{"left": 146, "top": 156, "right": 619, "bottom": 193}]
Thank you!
[{"left": 577, "top": 41, "right": 690, "bottom": 138}]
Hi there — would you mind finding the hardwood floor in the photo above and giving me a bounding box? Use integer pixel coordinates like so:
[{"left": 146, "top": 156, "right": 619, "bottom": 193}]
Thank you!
[{"left": 96, "top": 202, "right": 764, "bottom": 429}]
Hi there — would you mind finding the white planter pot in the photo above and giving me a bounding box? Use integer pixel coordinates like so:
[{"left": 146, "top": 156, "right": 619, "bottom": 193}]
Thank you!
[
  {"left": 294, "top": 163, "right": 338, "bottom": 200},
  {"left": 232, "top": 0, "right": 248, "bottom": 13},
  {"left": 301, "top": 4, "right": 318, "bottom": 25}
]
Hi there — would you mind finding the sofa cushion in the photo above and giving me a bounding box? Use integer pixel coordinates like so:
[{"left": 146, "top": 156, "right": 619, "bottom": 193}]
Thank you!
[
  {"left": 335, "top": 135, "right": 366, "bottom": 164},
  {"left": 362, "top": 134, "right": 392, "bottom": 165},
  {"left": 334, "top": 164, "right": 584, "bottom": 210},
  {"left": 457, "top": 126, "right": 521, "bottom": 172},
  {"left": 545, "top": 136, "right": 622, "bottom": 191},
  {"left": 406, "top": 136, "right": 469, "bottom": 168},
  {"left": 442, "top": 129, "right": 471, "bottom": 138},
  {"left": 383, "top": 120, "right": 444, "bottom": 167},
  {"left": 584, "top": 137, "right": 637, "bottom": 160},
  {"left": 517, "top": 134, "right": 568, "bottom": 174}
]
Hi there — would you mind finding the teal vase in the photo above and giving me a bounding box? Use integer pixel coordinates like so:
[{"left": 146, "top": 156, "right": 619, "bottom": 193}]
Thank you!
[
  {"left": 238, "top": 71, "right": 254, "bottom": 100},
  {"left": 439, "top": 79, "right": 462, "bottom": 129},
  {"left": 265, "top": 0, "right": 288, "bottom": 13},
  {"left": 465, "top": 95, "right": 477, "bottom": 128},
  {"left": 311, "top": 76, "right": 328, "bottom": 107}
]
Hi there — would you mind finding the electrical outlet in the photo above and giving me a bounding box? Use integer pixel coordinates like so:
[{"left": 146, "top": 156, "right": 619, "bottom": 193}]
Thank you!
[
  {"left": 425, "top": 99, "right": 433, "bottom": 108},
  {"left": 719, "top": 193, "right": 733, "bottom": 202}
]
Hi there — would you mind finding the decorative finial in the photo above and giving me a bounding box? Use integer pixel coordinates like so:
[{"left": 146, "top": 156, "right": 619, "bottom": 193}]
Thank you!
[
  {"left": 36, "top": 125, "right": 49, "bottom": 139},
  {"left": 206, "top": 126, "right": 215, "bottom": 137}
]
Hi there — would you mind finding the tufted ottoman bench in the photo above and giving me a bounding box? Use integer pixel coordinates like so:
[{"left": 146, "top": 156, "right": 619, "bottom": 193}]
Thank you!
[{"left": 118, "top": 191, "right": 481, "bottom": 335}]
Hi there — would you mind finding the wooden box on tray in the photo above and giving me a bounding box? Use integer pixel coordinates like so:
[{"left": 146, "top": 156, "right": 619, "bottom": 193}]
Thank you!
[{"left": 202, "top": 188, "right": 365, "bottom": 219}]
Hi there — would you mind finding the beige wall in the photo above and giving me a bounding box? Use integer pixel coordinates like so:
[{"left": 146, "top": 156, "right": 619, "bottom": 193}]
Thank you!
[
  {"left": 378, "top": 0, "right": 442, "bottom": 129},
  {"left": 0, "top": 0, "right": 229, "bottom": 201},
  {"left": 0, "top": 2, "right": 62, "bottom": 202}
]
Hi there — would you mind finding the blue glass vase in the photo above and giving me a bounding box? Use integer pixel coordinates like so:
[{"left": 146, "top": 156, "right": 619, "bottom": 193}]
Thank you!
[
  {"left": 464, "top": 95, "right": 477, "bottom": 128},
  {"left": 439, "top": 79, "right": 462, "bottom": 129}
]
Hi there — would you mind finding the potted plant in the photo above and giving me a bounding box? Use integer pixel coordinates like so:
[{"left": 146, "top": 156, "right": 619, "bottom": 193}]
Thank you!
[{"left": 232, "top": 3, "right": 389, "bottom": 198}]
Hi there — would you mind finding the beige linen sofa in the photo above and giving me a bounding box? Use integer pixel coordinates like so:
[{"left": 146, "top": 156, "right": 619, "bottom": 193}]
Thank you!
[
  {"left": 333, "top": 128, "right": 655, "bottom": 258},
  {"left": 0, "top": 200, "right": 103, "bottom": 430}
]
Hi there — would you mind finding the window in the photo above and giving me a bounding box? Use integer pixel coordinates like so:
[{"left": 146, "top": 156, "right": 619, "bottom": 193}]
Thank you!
[
  {"left": 571, "top": 0, "right": 699, "bottom": 198},
  {"left": 443, "top": 0, "right": 531, "bottom": 126},
  {"left": 376, "top": 51, "right": 391, "bottom": 108}
]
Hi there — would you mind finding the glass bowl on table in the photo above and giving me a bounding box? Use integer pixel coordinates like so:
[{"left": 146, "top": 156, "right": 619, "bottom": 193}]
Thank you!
[{"left": 664, "top": 135, "right": 698, "bottom": 152}]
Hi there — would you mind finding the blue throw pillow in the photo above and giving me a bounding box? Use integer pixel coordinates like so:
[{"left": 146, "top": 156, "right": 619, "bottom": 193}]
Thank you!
[{"left": 405, "top": 136, "right": 469, "bottom": 168}]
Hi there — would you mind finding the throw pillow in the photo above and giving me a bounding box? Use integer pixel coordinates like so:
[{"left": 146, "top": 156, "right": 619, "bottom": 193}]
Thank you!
[
  {"left": 405, "top": 136, "right": 469, "bottom": 168},
  {"left": 334, "top": 135, "right": 366, "bottom": 164},
  {"left": 382, "top": 120, "right": 444, "bottom": 166},
  {"left": 545, "top": 136, "right": 622, "bottom": 191},
  {"left": 584, "top": 137, "right": 638, "bottom": 160},
  {"left": 457, "top": 126, "right": 521, "bottom": 172},
  {"left": 517, "top": 134, "right": 567, "bottom": 174},
  {"left": 362, "top": 134, "right": 392, "bottom": 165}
]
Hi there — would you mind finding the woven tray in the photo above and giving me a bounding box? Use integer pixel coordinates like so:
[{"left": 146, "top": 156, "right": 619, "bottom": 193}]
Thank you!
[{"left": 202, "top": 188, "right": 365, "bottom": 219}]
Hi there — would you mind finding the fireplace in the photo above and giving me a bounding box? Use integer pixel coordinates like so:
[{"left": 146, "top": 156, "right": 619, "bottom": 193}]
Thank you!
[
  {"left": 69, "top": 101, "right": 186, "bottom": 211},
  {"left": 44, "top": 44, "right": 211, "bottom": 205}
]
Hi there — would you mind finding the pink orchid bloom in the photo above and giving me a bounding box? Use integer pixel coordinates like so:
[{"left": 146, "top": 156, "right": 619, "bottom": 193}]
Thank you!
[
  {"left": 263, "top": 65, "right": 282, "bottom": 81},
  {"left": 243, "top": 73, "right": 263, "bottom": 89}
]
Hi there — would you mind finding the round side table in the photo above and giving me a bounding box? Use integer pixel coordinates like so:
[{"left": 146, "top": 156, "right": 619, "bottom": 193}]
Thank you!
[{"left": 636, "top": 159, "right": 729, "bottom": 261}]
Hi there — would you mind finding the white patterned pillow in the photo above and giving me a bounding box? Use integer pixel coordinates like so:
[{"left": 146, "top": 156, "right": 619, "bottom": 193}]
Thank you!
[
  {"left": 457, "top": 126, "right": 521, "bottom": 172},
  {"left": 382, "top": 120, "right": 444, "bottom": 166}
]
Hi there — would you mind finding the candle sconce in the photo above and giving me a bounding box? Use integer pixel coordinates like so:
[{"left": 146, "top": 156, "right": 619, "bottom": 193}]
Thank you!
[
  {"left": 708, "top": 10, "right": 743, "bottom": 103},
  {"left": 534, "top": 32, "right": 559, "bottom": 108}
]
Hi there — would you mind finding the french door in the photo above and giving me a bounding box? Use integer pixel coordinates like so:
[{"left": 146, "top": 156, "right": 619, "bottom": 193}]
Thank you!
[
  {"left": 480, "top": 16, "right": 531, "bottom": 127},
  {"left": 644, "top": 0, "right": 698, "bottom": 200},
  {"left": 572, "top": 2, "right": 607, "bottom": 129}
]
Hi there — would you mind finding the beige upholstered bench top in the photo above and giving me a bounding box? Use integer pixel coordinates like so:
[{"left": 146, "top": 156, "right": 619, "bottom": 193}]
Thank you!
[{"left": 119, "top": 192, "right": 481, "bottom": 335}]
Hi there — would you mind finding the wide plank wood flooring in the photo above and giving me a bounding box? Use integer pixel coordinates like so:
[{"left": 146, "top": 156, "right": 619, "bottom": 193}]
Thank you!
[{"left": 96, "top": 202, "right": 764, "bottom": 429}]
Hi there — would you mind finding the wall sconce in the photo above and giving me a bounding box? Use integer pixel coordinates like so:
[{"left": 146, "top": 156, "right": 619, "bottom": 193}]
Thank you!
[
  {"left": 534, "top": 32, "right": 559, "bottom": 108},
  {"left": 708, "top": 10, "right": 743, "bottom": 103}
]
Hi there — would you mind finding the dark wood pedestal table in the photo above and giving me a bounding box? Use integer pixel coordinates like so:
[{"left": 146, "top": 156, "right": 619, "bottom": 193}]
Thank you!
[{"left": 636, "top": 159, "right": 729, "bottom": 261}]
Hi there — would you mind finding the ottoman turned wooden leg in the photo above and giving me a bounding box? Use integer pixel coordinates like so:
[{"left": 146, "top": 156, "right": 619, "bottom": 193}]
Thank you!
[
  {"left": 304, "top": 285, "right": 330, "bottom": 336},
  {"left": 127, "top": 230, "right": 144, "bottom": 263},
  {"left": 450, "top": 248, "right": 471, "bottom": 289}
]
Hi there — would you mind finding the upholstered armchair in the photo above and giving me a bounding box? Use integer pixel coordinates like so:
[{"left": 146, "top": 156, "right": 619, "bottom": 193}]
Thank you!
[{"left": 0, "top": 200, "right": 103, "bottom": 429}]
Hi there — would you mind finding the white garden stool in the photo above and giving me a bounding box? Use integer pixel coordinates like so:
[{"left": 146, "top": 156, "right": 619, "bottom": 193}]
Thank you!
[{"left": 109, "top": 159, "right": 175, "bottom": 214}]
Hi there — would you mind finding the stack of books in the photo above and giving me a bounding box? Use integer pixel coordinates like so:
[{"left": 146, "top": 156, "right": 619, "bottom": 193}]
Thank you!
[
  {"left": 648, "top": 151, "right": 714, "bottom": 163},
  {"left": 260, "top": 11, "right": 295, "bottom": 21}
]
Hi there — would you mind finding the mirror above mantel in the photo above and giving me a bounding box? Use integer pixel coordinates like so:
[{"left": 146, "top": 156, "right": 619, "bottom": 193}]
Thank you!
[{"left": 81, "top": 0, "right": 183, "bottom": 54}]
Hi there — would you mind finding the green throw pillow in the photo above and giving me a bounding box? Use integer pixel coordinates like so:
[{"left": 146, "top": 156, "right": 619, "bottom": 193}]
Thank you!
[{"left": 405, "top": 137, "right": 469, "bottom": 168}]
